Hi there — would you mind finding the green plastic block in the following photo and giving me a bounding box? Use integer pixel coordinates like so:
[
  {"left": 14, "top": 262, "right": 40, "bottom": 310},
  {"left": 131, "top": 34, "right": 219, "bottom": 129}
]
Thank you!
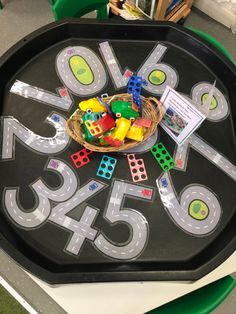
[{"left": 150, "top": 143, "right": 176, "bottom": 172}]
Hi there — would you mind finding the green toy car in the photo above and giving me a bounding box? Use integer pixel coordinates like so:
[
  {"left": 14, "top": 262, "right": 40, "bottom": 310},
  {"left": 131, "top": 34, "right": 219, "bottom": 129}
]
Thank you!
[
  {"left": 111, "top": 100, "right": 139, "bottom": 121},
  {"left": 80, "top": 112, "right": 102, "bottom": 142}
]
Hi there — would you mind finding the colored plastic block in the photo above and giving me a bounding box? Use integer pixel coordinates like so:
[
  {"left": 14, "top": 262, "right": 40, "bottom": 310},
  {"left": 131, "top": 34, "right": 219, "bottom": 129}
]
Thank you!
[
  {"left": 126, "top": 125, "right": 144, "bottom": 142},
  {"left": 127, "top": 76, "right": 143, "bottom": 94},
  {"left": 96, "top": 155, "right": 117, "bottom": 179},
  {"left": 127, "top": 76, "right": 143, "bottom": 116},
  {"left": 70, "top": 148, "right": 92, "bottom": 169},
  {"left": 134, "top": 117, "right": 152, "bottom": 128},
  {"left": 150, "top": 143, "right": 176, "bottom": 172},
  {"left": 85, "top": 120, "right": 103, "bottom": 137},
  {"left": 127, "top": 154, "right": 148, "bottom": 182}
]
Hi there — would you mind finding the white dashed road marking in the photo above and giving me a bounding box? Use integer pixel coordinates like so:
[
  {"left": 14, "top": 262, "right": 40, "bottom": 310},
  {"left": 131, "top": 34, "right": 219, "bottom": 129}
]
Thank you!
[
  {"left": 157, "top": 172, "right": 222, "bottom": 235},
  {"left": 10, "top": 80, "right": 73, "bottom": 111},
  {"left": 1, "top": 114, "right": 70, "bottom": 159},
  {"left": 56, "top": 46, "right": 106, "bottom": 96}
]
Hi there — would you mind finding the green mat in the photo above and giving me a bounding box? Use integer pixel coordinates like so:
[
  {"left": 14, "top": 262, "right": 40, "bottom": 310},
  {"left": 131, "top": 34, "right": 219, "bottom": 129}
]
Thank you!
[{"left": 0, "top": 285, "right": 27, "bottom": 314}]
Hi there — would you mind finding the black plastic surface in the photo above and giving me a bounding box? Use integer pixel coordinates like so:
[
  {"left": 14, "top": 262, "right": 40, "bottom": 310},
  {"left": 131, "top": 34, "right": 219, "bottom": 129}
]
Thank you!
[{"left": 0, "top": 19, "right": 235, "bottom": 284}]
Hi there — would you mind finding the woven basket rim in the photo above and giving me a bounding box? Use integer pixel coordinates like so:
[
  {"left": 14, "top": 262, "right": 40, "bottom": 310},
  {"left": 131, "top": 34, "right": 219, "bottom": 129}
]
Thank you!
[{"left": 66, "top": 93, "right": 164, "bottom": 152}]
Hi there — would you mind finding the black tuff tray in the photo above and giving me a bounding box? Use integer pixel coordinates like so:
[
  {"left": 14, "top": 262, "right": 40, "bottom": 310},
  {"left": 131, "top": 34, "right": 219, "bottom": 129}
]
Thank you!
[{"left": 0, "top": 19, "right": 235, "bottom": 284}]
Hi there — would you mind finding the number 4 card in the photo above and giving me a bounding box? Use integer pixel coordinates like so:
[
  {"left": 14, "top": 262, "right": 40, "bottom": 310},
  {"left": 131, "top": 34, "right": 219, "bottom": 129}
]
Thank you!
[{"left": 160, "top": 86, "right": 206, "bottom": 145}]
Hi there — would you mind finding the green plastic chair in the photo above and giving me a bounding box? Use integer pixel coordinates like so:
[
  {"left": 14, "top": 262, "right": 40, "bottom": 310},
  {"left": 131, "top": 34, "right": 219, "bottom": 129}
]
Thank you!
[
  {"left": 147, "top": 275, "right": 236, "bottom": 314},
  {"left": 187, "top": 27, "right": 235, "bottom": 64},
  {"left": 51, "top": 0, "right": 109, "bottom": 21}
]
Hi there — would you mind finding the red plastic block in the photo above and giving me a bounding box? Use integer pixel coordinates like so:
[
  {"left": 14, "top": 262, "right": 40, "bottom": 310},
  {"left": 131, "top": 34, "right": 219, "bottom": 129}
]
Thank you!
[
  {"left": 127, "top": 154, "right": 148, "bottom": 183},
  {"left": 70, "top": 148, "right": 92, "bottom": 169},
  {"left": 134, "top": 117, "right": 152, "bottom": 128}
]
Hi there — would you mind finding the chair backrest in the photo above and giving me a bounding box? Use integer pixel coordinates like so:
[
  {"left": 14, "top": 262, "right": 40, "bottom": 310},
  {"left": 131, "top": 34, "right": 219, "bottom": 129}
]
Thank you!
[{"left": 51, "top": 0, "right": 109, "bottom": 20}]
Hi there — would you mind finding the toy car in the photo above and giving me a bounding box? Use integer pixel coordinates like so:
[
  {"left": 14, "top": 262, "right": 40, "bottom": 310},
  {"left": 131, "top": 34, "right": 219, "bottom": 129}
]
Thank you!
[
  {"left": 79, "top": 98, "right": 107, "bottom": 113},
  {"left": 111, "top": 100, "right": 139, "bottom": 121},
  {"left": 126, "top": 124, "right": 145, "bottom": 142},
  {"left": 79, "top": 112, "right": 102, "bottom": 124},
  {"left": 80, "top": 112, "right": 102, "bottom": 142},
  {"left": 103, "top": 117, "right": 131, "bottom": 147},
  {"left": 85, "top": 113, "right": 115, "bottom": 138}
]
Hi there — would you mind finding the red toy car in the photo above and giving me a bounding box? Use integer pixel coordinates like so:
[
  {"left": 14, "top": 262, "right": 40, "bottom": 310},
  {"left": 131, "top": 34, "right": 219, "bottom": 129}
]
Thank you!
[{"left": 85, "top": 113, "right": 115, "bottom": 138}]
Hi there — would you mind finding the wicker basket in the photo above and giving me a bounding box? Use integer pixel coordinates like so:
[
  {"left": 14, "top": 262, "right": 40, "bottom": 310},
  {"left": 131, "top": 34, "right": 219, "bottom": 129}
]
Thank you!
[{"left": 66, "top": 93, "right": 164, "bottom": 152}]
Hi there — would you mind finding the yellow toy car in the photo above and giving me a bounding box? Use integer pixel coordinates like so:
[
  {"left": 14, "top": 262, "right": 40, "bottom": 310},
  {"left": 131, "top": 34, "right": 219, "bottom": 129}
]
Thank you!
[
  {"left": 79, "top": 98, "right": 107, "bottom": 113},
  {"left": 103, "top": 117, "right": 131, "bottom": 147}
]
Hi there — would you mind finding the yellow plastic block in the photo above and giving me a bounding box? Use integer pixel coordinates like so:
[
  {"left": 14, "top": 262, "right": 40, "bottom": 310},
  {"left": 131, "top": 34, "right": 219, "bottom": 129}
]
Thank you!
[{"left": 126, "top": 125, "right": 145, "bottom": 141}]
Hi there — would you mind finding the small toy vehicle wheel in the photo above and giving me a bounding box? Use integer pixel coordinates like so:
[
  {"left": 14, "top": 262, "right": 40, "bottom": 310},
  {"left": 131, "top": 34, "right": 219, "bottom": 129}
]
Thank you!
[
  {"left": 130, "top": 117, "right": 135, "bottom": 122},
  {"left": 116, "top": 113, "right": 122, "bottom": 118},
  {"left": 86, "top": 108, "right": 92, "bottom": 114}
]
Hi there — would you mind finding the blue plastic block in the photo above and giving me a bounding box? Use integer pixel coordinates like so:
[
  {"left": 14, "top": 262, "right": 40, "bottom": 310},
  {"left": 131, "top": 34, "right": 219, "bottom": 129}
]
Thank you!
[
  {"left": 96, "top": 155, "right": 117, "bottom": 179},
  {"left": 127, "top": 76, "right": 143, "bottom": 95},
  {"left": 127, "top": 75, "right": 144, "bottom": 116}
]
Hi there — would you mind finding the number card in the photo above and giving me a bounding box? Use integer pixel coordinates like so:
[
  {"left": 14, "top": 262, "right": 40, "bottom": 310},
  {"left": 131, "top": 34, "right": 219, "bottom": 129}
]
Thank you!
[{"left": 160, "top": 86, "right": 206, "bottom": 145}]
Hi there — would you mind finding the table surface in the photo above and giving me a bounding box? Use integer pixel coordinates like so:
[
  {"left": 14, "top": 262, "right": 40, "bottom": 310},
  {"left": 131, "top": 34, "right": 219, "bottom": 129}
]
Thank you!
[{"left": 27, "top": 252, "right": 236, "bottom": 314}]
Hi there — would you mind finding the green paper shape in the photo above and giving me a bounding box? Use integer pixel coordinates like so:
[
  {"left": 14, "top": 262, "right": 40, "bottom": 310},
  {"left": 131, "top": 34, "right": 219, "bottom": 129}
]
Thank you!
[{"left": 193, "top": 203, "right": 201, "bottom": 213}]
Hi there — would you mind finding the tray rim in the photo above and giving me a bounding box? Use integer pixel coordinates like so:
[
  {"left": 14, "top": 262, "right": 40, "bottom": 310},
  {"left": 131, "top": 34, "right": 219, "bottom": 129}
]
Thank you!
[{"left": 0, "top": 18, "right": 235, "bottom": 284}]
